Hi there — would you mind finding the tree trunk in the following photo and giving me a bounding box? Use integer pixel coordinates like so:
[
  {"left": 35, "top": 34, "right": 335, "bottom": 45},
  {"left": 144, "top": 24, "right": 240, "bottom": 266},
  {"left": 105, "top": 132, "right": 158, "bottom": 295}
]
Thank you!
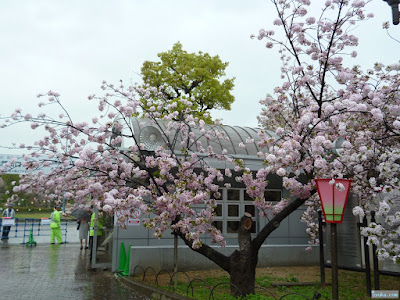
[
  {"left": 229, "top": 248, "right": 258, "bottom": 297},
  {"left": 229, "top": 213, "right": 258, "bottom": 297}
]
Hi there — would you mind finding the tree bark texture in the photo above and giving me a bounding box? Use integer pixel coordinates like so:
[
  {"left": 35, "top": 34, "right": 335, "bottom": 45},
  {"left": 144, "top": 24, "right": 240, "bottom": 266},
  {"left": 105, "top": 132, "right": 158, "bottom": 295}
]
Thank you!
[{"left": 229, "top": 214, "right": 258, "bottom": 296}]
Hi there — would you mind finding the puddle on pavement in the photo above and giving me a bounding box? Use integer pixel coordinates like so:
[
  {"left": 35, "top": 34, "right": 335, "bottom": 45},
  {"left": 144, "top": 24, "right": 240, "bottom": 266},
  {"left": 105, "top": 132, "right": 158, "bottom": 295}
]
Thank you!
[{"left": 0, "top": 244, "right": 149, "bottom": 300}]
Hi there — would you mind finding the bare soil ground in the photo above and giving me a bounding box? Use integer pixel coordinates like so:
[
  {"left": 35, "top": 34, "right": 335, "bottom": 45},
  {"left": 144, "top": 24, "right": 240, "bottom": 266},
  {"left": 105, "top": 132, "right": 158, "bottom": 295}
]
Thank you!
[{"left": 256, "top": 266, "right": 321, "bottom": 282}]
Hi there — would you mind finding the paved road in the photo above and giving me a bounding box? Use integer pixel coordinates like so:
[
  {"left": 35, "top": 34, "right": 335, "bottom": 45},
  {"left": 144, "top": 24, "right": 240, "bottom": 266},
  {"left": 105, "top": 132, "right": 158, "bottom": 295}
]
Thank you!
[{"left": 0, "top": 242, "right": 149, "bottom": 300}]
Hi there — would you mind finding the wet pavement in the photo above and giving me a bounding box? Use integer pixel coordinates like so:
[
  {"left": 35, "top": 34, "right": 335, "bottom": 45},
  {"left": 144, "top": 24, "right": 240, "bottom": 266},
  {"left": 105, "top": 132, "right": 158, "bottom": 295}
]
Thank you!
[{"left": 0, "top": 242, "right": 149, "bottom": 300}]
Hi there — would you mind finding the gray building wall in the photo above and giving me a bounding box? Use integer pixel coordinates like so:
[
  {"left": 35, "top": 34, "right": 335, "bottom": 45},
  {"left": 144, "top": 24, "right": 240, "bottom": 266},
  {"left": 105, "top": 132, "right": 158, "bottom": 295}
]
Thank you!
[
  {"left": 123, "top": 245, "right": 319, "bottom": 275},
  {"left": 111, "top": 203, "right": 317, "bottom": 272}
]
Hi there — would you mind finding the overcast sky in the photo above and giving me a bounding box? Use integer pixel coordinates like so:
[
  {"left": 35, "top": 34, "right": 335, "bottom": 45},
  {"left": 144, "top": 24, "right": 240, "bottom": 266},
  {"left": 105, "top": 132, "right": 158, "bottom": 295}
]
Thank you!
[{"left": 1, "top": 0, "right": 399, "bottom": 155}]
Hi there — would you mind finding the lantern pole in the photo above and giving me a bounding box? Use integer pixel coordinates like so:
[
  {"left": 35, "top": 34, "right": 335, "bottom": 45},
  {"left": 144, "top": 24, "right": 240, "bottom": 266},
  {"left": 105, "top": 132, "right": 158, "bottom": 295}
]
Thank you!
[
  {"left": 331, "top": 222, "right": 338, "bottom": 300},
  {"left": 331, "top": 180, "right": 339, "bottom": 300},
  {"left": 318, "top": 210, "right": 325, "bottom": 284},
  {"left": 315, "top": 178, "right": 352, "bottom": 300}
]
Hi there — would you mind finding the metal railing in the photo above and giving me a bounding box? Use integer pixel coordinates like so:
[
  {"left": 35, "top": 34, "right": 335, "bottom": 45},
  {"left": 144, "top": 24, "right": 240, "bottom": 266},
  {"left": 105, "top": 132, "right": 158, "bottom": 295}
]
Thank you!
[
  {"left": 127, "top": 264, "right": 322, "bottom": 300},
  {"left": 0, "top": 218, "right": 69, "bottom": 244}
]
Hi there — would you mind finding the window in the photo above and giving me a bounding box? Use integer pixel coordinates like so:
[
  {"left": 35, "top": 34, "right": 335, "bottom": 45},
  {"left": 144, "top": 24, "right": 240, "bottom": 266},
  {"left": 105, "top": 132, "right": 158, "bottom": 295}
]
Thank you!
[
  {"left": 212, "top": 188, "right": 282, "bottom": 235},
  {"left": 264, "top": 190, "right": 281, "bottom": 202},
  {"left": 227, "top": 189, "right": 240, "bottom": 201},
  {"left": 228, "top": 205, "right": 239, "bottom": 217}
]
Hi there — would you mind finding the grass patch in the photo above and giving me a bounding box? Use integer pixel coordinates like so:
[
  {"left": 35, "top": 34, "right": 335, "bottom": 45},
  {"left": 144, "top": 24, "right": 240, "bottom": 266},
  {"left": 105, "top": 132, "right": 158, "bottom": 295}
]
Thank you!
[
  {"left": 132, "top": 266, "right": 400, "bottom": 299},
  {"left": 16, "top": 212, "right": 52, "bottom": 219}
]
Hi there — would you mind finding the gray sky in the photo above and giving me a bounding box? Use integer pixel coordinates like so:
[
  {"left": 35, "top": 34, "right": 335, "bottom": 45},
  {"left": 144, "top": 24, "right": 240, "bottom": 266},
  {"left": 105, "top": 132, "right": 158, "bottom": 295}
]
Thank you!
[{"left": 1, "top": 0, "right": 399, "bottom": 155}]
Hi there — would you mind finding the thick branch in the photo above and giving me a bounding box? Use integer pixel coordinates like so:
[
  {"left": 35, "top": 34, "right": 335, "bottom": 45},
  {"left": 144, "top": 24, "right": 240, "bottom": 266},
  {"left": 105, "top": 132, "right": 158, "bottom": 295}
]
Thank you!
[
  {"left": 252, "top": 190, "right": 316, "bottom": 251},
  {"left": 238, "top": 213, "right": 253, "bottom": 252},
  {"left": 174, "top": 230, "right": 231, "bottom": 273}
]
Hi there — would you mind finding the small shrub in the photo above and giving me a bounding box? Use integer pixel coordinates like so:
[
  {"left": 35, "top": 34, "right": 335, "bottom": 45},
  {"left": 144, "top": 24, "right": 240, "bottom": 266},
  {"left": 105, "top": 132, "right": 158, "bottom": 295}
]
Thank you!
[{"left": 285, "top": 274, "right": 299, "bottom": 282}]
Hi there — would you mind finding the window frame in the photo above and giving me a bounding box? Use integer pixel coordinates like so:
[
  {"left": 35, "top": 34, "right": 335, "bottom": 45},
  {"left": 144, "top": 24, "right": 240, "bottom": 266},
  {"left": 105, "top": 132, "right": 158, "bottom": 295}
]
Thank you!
[{"left": 213, "top": 188, "right": 282, "bottom": 236}]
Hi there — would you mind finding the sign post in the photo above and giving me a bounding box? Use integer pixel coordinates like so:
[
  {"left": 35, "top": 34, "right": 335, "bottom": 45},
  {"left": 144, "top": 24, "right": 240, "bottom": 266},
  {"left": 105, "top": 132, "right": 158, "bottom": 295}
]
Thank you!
[
  {"left": 114, "top": 209, "right": 141, "bottom": 226},
  {"left": 315, "top": 178, "right": 352, "bottom": 300}
]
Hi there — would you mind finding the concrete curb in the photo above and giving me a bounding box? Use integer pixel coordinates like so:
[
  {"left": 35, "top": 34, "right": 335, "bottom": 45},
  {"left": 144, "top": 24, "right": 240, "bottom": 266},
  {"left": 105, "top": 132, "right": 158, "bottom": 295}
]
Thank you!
[{"left": 115, "top": 273, "right": 192, "bottom": 300}]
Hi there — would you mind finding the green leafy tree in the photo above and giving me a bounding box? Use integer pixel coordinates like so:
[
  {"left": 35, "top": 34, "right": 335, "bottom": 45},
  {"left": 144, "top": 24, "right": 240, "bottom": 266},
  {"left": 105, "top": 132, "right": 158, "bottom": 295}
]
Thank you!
[{"left": 140, "top": 42, "right": 235, "bottom": 123}]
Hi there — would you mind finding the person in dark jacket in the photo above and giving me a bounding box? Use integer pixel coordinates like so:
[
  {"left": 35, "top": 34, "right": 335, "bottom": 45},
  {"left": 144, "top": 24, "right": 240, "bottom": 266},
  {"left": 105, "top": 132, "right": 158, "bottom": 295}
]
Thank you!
[{"left": 1, "top": 203, "right": 15, "bottom": 240}]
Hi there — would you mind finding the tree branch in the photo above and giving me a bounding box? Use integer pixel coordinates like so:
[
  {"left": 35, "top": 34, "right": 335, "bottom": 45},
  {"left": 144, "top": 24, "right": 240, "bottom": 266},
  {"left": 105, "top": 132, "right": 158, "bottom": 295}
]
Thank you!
[
  {"left": 252, "top": 190, "right": 316, "bottom": 251},
  {"left": 174, "top": 230, "right": 231, "bottom": 273}
]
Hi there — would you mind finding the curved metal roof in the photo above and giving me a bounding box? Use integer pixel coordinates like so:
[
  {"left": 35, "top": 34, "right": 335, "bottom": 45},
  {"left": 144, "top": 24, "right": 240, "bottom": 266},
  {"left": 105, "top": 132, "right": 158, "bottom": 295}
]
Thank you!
[{"left": 129, "top": 118, "right": 276, "bottom": 157}]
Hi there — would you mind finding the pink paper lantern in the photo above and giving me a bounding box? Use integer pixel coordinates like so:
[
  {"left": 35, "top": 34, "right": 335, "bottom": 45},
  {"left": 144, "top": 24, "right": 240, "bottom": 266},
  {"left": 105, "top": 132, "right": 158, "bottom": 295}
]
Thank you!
[{"left": 315, "top": 179, "right": 352, "bottom": 223}]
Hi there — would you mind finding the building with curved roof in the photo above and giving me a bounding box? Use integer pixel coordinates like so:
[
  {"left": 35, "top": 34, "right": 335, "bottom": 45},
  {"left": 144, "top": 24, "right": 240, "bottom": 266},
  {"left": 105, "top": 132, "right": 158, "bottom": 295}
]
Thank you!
[{"left": 109, "top": 117, "right": 318, "bottom": 272}]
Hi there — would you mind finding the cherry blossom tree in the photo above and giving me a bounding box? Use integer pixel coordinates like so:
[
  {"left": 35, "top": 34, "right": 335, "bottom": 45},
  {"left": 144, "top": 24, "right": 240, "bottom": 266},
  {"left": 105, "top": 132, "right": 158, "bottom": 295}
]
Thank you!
[
  {"left": 1, "top": 0, "right": 399, "bottom": 297},
  {"left": 253, "top": 0, "right": 400, "bottom": 265}
]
